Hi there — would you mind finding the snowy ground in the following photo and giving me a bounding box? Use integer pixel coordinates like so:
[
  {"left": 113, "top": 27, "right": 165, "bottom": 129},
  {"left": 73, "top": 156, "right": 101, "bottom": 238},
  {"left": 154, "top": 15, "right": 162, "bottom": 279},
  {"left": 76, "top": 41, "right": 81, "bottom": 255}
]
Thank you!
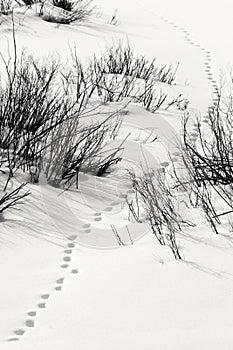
[{"left": 1, "top": 1, "right": 233, "bottom": 349}]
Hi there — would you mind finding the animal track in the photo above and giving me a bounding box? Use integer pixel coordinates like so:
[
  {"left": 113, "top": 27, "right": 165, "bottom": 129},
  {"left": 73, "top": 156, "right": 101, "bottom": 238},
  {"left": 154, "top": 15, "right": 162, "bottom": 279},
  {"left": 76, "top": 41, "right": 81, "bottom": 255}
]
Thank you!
[
  {"left": 64, "top": 249, "right": 72, "bottom": 254},
  {"left": 56, "top": 278, "right": 64, "bottom": 284},
  {"left": 61, "top": 264, "right": 69, "bottom": 268},
  {"left": 161, "top": 15, "right": 217, "bottom": 125},
  {"left": 104, "top": 207, "right": 113, "bottom": 212},
  {"left": 28, "top": 311, "right": 37, "bottom": 317},
  {"left": 14, "top": 329, "right": 25, "bottom": 336},
  {"left": 110, "top": 201, "right": 121, "bottom": 206},
  {"left": 7, "top": 230, "right": 81, "bottom": 343},
  {"left": 55, "top": 286, "right": 62, "bottom": 291},
  {"left": 160, "top": 161, "right": 170, "bottom": 167},
  {"left": 67, "top": 243, "right": 75, "bottom": 248},
  {"left": 25, "top": 319, "right": 35, "bottom": 328},
  {"left": 8, "top": 338, "right": 19, "bottom": 342},
  {"left": 63, "top": 256, "right": 71, "bottom": 262},
  {"left": 94, "top": 217, "right": 102, "bottom": 222},
  {"left": 83, "top": 229, "right": 91, "bottom": 233},
  {"left": 41, "top": 294, "right": 50, "bottom": 300},
  {"left": 38, "top": 302, "right": 46, "bottom": 309}
]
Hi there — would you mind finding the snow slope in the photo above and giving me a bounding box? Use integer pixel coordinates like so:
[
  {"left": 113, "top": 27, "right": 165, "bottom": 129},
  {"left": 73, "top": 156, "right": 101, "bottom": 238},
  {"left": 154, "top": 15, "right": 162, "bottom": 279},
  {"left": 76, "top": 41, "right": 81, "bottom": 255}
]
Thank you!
[{"left": 1, "top": 1, "right": 233, "bottom": 349}]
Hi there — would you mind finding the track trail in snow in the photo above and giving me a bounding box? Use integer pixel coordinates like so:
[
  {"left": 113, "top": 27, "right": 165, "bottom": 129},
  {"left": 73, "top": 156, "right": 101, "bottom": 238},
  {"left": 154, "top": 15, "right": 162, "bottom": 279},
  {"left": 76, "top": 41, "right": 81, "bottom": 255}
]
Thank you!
[
  {"left": 4, "top": 8, "right": 218, "bottom": 344},
  {"left": 5, "top": 184, "right": 138, "bottom": 342},
  {"left": 134, "top": 0, "right": 218, "bottom": 106},
  {"left": 7, "top": 235, "right": 79, "bottom": 342},
  {"left": 162, "top": 18, "right": 218, "bottom": 106},
  {"left": 134, "top": 2, "right": 219, "bottom": 162}
]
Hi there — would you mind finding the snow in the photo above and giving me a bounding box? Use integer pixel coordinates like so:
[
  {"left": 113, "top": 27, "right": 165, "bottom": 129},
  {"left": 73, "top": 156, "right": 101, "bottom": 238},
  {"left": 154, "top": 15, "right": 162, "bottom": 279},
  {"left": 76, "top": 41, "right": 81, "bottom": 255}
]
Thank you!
[{"left": 1, "top": 0, "right": 233, "bottom": 349}]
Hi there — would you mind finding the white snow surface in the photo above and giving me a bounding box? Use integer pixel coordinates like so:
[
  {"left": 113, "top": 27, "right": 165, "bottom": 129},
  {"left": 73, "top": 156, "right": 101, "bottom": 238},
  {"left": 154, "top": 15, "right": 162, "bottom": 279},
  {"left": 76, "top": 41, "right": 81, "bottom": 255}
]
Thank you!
[{"left": 1, "top": 1, "right": 233, "bottom": 349}]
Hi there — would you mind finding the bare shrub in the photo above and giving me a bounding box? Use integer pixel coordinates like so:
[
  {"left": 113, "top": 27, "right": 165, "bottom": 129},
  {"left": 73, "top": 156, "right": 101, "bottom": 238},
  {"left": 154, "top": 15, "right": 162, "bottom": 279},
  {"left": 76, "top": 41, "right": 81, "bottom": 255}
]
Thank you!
[
  {"left": 175, "top": 76, "right": 233, "bottom": 234},
  {"left": 88, "top": 41, "right": 179, "bottom": 107},
  {"left": 44, "top": 111, "right": 124, "bottom": 189},
  {"left": 0, "top": 39, "right": 129, "bottom": 193},
  {"left": 0, "top": 0, "right": 13, "bottom": 14},
  {"left": 0, "top": 51, "right": 79, "bottom": 188},
  {"left": 136, "top": 79, "right": 167, "bottom": 113},
  {"left": 40, "top": 0, "right": 95, "bottom": 24},
  {"left": 165, "top": 94, "right": 189, "bottom": 111},
  {"left": 69, "top": 0, "right": 95, "bottom": 21},
  {"left": 108, "top": 9, "right": 118, "bottom": 26},
  {"left": 127, "top": 168, "right": 183, "bottom": 259},
  {"left": 111, "top": 224, "right": 125, "bottom": 246},
  {"left": 0, "top": 183, "right": 30, "bottom": 214},
  {"left": 95, "top": 41, "right": 178, "bottom": 84},
  {"left": 53, "top": 0, "right": 73, "bottom": 11},
  {"left": 21, "top": 0, "right": 35, "bottom": 6}
]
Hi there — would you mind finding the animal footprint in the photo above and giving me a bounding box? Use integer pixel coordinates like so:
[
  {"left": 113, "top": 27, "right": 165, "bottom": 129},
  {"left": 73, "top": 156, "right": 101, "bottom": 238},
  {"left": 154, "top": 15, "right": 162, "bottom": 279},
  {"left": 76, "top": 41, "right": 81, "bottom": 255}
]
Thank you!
[
  {"left": 71, "top": 269, "right": 79, "bottom": 274},
  {"left": 94, "top": 217, "right": 102, "bottom": 222},
  {"left": 38, "top": 303, "right": 46, "bottom": 309},
  {"left": 94, "top": 212, "right": 101, "bottom": 217},
  {"left": 83, "top": 229, "right": 91, "bottom": 233},
  {"left": 110, "top": 201, "right": 120, "bottom": 206},
  {"left": 160, "top": 161, "right": 170, "bottom": 167},
  {"left": 8, "top": 338, "right": 19, "bottom": 342},
  {"left": 61, "top": 264, "right": 69, "bottom": 269},
  {"left": 14, "top": 329, "right": 25, "bottom": 336},
  {"left": 41, "top": 294, "right": 50, "bottom": 300},
  {"left": 104, "top": 207, "right": 113, "bottom": 212},
  {"left": 67, "top": 243, "right": 75, "bottom": 248},
  {"left": 64, "top": 249, "right": 72, "bottom": 254},
  {"left": 56, "top": 278, "right": 64, "bottom": 284},
  {"left": 55, "top": 286, "right": 62, "bottom": 291},
  {"left": 63, "top": 256, "right": 71, "bottom": 262},
  {"left": 25, "top": 320, "right": 34, "bottom": 328},
  {"left": 28, "top": 311, "right": 37, "bottom": 317},
  {"left": 82, "top": 223, "right": 90, "bottom": 228}
]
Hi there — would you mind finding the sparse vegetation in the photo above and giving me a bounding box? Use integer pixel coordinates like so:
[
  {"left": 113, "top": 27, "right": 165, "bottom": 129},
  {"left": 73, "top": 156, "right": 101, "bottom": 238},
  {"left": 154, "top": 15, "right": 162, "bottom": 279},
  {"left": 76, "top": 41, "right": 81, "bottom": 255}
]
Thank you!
[
  {"left": 172, "top": 74, "right": 233, "bottom": 235},
  {"left": 53, "top": 0, "right": 74, "bottom": 12},
  {"left": 0, "top": 33, "right": 182, "bottom": 251},
  {"left": 89, "top": 41, "right": 179, "bottom": 109},
  {"left": 127, "top": 168, "right": 184, "bottom": 259},
  {"left": 40, "top": 0, "right": 95, "bottom": 24},
  {"left": 0, "top": 183, "right": 30, "bottom": 215},
  {"left": 0, "top": 0, "right": 13, "bottom": 14}
]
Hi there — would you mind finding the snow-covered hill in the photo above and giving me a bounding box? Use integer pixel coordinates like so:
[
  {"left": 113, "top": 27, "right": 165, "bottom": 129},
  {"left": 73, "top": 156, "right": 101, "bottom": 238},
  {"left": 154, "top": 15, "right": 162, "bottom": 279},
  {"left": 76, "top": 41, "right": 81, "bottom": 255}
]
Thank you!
[{"left": 1, "top": 1, "right": 233, "bottom": 349}]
